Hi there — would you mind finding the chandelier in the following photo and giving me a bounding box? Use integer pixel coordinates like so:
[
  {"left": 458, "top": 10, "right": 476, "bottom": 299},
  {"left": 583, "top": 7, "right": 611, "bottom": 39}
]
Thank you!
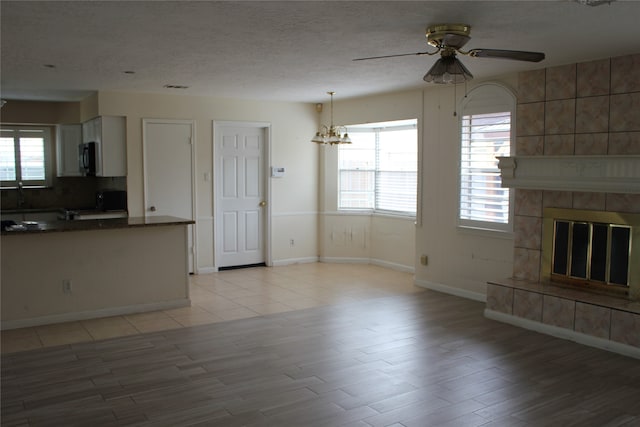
[{"left": 311, "top": 91, "right": 351, "bottom": 145}]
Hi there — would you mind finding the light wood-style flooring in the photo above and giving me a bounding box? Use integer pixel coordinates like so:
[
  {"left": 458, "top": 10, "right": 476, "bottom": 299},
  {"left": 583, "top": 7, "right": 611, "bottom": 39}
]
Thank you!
[
  {"left": 1, "top": 263, "right": 420, "bottom": 354},
  {"left": 2, "top": 263, "right": 640, "bottom": 426}
]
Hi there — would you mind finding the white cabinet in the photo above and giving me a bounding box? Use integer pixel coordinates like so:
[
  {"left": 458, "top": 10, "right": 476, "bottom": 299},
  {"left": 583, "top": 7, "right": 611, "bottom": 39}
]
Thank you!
[
  {"left": 82, "top": 116, "right": 127, "bottom": 177},
  {"left": 56, "top": 124, "right": 82, "bottom": 177},
  {"left": 81, "top": 119, "right": 98, "bottom": 145}
]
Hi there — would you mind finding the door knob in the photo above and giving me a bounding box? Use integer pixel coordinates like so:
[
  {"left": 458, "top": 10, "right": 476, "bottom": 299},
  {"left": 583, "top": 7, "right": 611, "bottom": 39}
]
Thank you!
[
  {"left": 259, "top": 201, "right": 267, "bottom": 207},
  {"left": 149, "top": 206, "right": 157, "bottom": 212}
]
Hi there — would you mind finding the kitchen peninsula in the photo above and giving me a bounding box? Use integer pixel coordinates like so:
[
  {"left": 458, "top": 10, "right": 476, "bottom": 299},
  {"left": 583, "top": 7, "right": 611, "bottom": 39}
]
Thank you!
[{"left": 1, "top": 216, "right": 194, "bottom": 330}]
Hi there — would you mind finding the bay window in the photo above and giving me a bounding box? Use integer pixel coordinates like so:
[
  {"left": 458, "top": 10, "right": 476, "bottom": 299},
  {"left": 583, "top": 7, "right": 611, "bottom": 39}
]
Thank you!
[{"left": 339, "top": 119, "right": 417, "bottom": 216}]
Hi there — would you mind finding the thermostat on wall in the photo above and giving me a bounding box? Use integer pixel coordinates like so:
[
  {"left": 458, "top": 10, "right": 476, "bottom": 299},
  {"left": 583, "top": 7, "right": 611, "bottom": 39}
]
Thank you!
[{"left": 271, "top": 166, "right": 285, "bottom": 178}]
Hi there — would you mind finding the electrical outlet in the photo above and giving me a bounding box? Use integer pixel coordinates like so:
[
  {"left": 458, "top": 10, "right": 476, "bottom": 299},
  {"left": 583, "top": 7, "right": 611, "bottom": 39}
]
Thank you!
[
  {"left": 62, "top": 279, "right": 72, "bottom": 294},
  {"left": 420, "top": 255, "right": 428, "bottom": 266},
  {"left": 289, "top": 239, "right": 295, "bottom": 246}
]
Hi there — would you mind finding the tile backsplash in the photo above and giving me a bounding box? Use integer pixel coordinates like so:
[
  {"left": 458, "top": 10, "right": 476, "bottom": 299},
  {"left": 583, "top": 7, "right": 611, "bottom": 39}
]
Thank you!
[
  {"left": 513, "top": 53, "right": 640, "bottom": 282},
  {"left": 1, "top": 176, "right": 126, "bottom": 211}
]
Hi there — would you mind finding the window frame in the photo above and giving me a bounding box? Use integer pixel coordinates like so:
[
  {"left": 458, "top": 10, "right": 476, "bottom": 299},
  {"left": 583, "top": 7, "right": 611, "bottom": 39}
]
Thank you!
[
  {"left": 0, "top": 125, "right": 54, "bottom": 189},
  {"left": 338, "top": 119, "right": 418, "bottom": 217},
  {"left": 458, "top": 83, "right": 516, "bottom": 234}
]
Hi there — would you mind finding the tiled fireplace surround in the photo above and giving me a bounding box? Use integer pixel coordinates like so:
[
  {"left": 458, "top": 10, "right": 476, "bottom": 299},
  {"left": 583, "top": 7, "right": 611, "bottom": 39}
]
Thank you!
[{"left": 485, "top": 53, "right": 640, "bottom": 356}]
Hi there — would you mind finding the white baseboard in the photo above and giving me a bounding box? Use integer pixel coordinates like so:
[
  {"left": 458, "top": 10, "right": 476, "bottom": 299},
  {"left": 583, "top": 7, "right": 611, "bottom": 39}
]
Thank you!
[
  {"left": 1, "top": 298, "right": 191, "bottom": 331},
  {"left": 485, "top": 309, "right": 640, "bottom": 360},
  {"left": 316, "top": 257, "right": 414, "bottom": 274},
  {"left": 196, "top": 267, "right": 217, "bottom": 274},
  {"left": 200, "top": 257, "right": 405, "bottom": 270},
  {"left": 271, "top": 257, "right": 319, "bottom": 267},
  {"left": 414, "top": 279, "right": 486, "bottom": 302},
  {"left": 370, "top": 258, "right": 414, "bottom": 273},
  {"left": 318, "top": 256, "right": 370, "bottom": 264}
]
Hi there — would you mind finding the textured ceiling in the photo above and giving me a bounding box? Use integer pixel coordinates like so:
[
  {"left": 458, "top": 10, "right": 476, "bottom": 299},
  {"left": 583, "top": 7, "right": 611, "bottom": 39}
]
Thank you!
[{"left": 1, "top": 1, "right": 640, "bottom": 104}]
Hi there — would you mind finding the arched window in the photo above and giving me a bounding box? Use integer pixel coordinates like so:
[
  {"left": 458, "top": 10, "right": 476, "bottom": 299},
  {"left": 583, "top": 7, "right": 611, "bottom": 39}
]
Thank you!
[{"left": 459, "top": 83, "right": 515, "bottom": 232}]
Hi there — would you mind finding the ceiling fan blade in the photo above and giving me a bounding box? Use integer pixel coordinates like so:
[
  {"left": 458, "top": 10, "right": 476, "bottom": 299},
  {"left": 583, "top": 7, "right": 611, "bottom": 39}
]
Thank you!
[
  {"left": 352, "top": 51, "right": 434, "bottom": 61},
  {"left": 467, "top": 48, "right": 545, "bottom": 62}
]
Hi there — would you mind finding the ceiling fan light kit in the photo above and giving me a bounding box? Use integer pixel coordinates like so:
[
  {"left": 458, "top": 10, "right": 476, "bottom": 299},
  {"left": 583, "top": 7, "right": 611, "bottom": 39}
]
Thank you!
[
  {"left": 353, "top": 23, "right": 545, "bottom": 85},
  {"left": 423, "top": 52, "right": 473, "bottom": 84}
]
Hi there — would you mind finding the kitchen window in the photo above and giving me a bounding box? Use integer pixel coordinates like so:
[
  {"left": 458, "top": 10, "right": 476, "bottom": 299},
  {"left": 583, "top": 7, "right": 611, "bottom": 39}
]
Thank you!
[
  {"left": 0, "top": 125, "right": 53, "bottom": 188},
  {"left": 339, "top": 119, "right": 417, "bottom": 216},
  {"left": 459, "top": 84, "right": 515, "bottom": 233}
]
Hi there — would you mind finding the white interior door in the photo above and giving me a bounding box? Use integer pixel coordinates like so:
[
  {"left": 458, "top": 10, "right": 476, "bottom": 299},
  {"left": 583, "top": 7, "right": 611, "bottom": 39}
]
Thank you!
[
  {"left": 215, "top": 124, "right": 267, "bottom": 268},
  {"left": 143, "top": 119, "right": 196, "bottom": 273}
]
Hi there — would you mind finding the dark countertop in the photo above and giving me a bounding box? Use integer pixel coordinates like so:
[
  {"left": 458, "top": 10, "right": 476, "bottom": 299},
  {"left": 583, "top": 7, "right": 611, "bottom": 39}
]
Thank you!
[{"left": 1, "top": 216, "right": 195, "bottom": 235}]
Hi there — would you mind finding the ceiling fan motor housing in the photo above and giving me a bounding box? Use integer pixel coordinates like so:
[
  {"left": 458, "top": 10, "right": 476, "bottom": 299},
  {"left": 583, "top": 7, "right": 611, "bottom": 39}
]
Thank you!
[{"left": 426, "top": 23, "right": 471, "bottom": 49}]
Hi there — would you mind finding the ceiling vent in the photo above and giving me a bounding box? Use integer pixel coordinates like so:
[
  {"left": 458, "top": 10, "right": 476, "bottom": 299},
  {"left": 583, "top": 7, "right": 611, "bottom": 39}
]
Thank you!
[
  {"left": 163, "top": 84, "right": 189, "bottom": 89},
  {"left": 574, "top": 0, "right": 615, "bottom": 6}
]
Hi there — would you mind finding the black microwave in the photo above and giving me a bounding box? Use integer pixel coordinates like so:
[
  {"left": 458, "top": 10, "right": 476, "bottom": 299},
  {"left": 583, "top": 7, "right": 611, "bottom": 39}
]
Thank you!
[
  {"left": 79, "top": 142, "right": 97, "bottom": 176},
  {"left": 96, "top": 190, "right": 127, "bottom": 211}
]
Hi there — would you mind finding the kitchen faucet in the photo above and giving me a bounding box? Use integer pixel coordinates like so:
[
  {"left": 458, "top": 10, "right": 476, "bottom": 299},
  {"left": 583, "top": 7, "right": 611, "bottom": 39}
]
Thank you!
[{"left": 17, "top": 181, "right": 25, "bottom": 208}]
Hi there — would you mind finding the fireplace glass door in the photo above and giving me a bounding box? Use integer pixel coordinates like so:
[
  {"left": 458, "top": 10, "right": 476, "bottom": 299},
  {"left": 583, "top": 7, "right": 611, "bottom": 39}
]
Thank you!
[{"left": 551, "top": 220, "right": 630, "bottom": 287}]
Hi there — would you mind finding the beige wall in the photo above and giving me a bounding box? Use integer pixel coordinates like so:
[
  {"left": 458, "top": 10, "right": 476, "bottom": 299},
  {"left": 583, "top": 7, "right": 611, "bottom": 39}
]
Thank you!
[
  {"left": 80, "top": 93, "right": 99, "bottom": 122},
  {"left": 322, "top": 82, "right": 516, "bottom": 292},
  {"left": 318, "top": 90, "right": 421, "bottom": 270},
  {"left": 318, "top": 213, "right": 414, "bottom": 270},
  {"left": 0, "top": 100, "right": 81, "bottom": 124},
  {"left": 415, "top": 78, "right": 517, "bottom": 299},
  {"left": 1, "top": 225, "right": 190, "bottom": 328},
  {"left": 416, "top": 76, "right": 517, "bottom": 300},
  {"left": 9, "top": 55, "right": 636, "bottom": 300},
  {"left": 0, "top": 83, "right": 518, "bottom": 288},
  {"left": 95, "top": 91, "right": 319, "bottom": 271},
  {"left": 370, "top": 215, "right": 416, "bottom": 270}
]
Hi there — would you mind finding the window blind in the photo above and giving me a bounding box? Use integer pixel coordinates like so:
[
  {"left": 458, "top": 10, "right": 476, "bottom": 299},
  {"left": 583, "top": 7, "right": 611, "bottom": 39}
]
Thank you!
[
  {"left": 19, "top": 137, "right": 46, "bottom": 180},
  {"left": 339, "top": 120, "right": 417, "bottom": 216},
  {"left": 460, "top": 111, "right": 511, "bottom": 226},
  {"left": 0, "top": 127, "right": 50, "bottom": 187},
  {"left": 0, "top": 135, "right": 17, "bottom": 181},
  {"left": 376, "top": 128, "right": 417, "bottom": 214}
]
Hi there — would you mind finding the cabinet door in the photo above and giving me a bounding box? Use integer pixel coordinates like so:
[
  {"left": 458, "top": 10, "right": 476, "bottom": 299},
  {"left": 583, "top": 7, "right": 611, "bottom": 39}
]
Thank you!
[
  {"left": 56, "top": 124, "right": 83, "bottom": 177},
  {"left": 98, "top": 116, "right": 126, "bottom": 177},
  {"left": 81, "top": 118, "right": 102, "bottom": 174},
  {"left": 93, "top": 117, "right": 103, "bottom": 176},
  {"left": 82, "top": 119, "right": 97, "bottom": 143},
  {"left": 80, "top": 116, "right": 126, "bottom": 177}
]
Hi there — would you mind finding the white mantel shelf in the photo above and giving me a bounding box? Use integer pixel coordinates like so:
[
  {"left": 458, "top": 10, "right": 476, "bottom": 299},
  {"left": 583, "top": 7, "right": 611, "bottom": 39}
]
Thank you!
[{"left": 497, "top": 155, "right": 640, "bottom": 194}]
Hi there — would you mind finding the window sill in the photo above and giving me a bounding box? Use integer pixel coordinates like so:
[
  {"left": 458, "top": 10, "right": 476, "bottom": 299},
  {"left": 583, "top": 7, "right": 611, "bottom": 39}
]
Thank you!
[
  {"left": 334, "top": 209, "right": 416, "bottom": 220},
  {"left": 373, "top": 211, "right": 416, "bottom": 221},
  {"left": 1, "top": 185, "right": 51, "bottom": 190}
]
